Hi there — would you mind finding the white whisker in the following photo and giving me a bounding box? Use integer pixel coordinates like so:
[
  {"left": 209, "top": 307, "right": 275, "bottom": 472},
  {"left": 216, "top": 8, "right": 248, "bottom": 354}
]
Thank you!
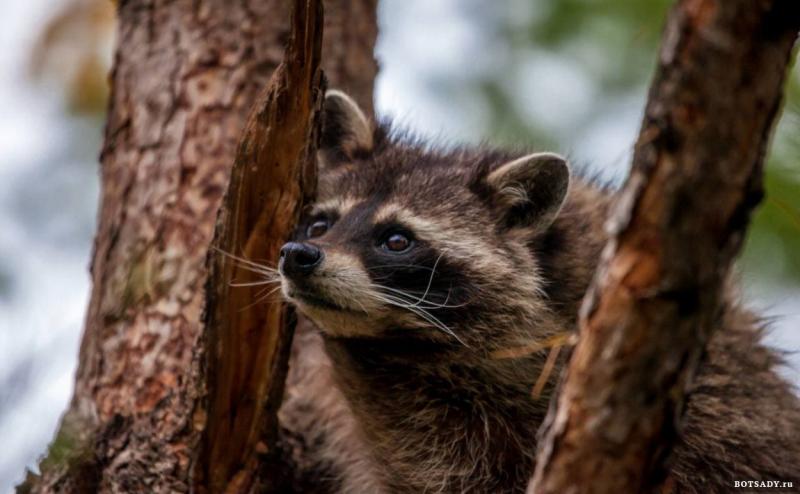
[
  {"left": 229, "top": 278, "right": 281, "bottom": 287},
  {"left": 239, "top": 285, "right": 284, "bottom": 312},
  {"left": 370, "top": 284, "right": 466, "bottom": 309},
  {"left": 212, "top": 247, "right": 279, "bottom": 274},
  {"left": 364, "top": 290, "right": 469, "bottom": 347},
  {"left": 412, "top": 253, "right": 443, "bottom": 309}
]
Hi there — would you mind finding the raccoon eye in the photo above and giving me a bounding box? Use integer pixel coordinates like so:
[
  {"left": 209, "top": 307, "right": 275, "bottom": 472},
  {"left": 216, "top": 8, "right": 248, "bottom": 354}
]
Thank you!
[
  {"left": 382, "top": 232, "right": 412, "bottom": 252},
  {"left": 306, "top": 219, "right": 329, "bottom": 238}
]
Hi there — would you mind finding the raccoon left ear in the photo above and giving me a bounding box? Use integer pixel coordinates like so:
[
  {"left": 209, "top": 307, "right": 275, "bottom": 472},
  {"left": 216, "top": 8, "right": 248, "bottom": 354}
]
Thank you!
[
  {"left": 319, "top": 89, "right": 373, "bottom": 161},
  {"left": 486, "top": 152, "right": 570, "bottom": 232}
]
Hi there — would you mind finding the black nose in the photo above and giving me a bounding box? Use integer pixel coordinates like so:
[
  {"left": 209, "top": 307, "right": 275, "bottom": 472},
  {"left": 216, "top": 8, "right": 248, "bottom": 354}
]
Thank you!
[{"left": 280, "top": 242, "right": 323, "bottom": 277}]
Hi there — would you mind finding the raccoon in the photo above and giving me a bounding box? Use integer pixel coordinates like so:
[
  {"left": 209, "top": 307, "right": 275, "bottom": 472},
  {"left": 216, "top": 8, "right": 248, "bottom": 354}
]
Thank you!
[{"left": 276, "top": 90, "right": 800, "bottom": 493}]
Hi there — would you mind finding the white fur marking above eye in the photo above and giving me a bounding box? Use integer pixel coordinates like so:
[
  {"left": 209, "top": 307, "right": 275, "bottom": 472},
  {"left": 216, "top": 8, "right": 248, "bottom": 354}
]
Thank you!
[{"left": 310, "top": 197, "right": 362, "bottom": 218}]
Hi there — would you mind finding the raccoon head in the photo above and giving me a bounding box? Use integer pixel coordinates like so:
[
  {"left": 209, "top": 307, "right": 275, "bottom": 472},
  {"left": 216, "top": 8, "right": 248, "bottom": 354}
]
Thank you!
[{"left": 279, "top": 90, "right": 570, "bottom": 349}]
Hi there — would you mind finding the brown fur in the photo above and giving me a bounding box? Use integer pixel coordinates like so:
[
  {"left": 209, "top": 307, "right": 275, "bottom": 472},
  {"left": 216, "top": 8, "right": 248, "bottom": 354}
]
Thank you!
[{"left": 277, "top": 92, "right": 800, "bottom": 493}]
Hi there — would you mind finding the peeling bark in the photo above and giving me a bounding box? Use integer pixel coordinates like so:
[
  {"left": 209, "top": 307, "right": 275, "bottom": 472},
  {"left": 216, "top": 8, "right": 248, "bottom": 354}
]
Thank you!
[
  {"left": 19, "top": 0, "right": 376, "bottom": 492},
  {"left": 197, "top": 0, "right": 324, "bottom": 491},
  {"left": 529, "top": 1, "right": 800, "bottom": 493}
]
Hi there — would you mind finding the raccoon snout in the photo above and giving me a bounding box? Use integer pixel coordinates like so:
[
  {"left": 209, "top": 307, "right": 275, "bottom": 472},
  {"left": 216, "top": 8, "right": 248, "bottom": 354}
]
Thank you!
[{"left": 279, "top": 242, "right": 324, "bottom": 278}]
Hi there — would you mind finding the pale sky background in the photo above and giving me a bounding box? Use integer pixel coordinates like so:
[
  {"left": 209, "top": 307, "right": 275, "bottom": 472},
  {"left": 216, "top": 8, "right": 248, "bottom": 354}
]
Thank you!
[{"left": 0, "top": 1, "right": 797, "bottom": 491}]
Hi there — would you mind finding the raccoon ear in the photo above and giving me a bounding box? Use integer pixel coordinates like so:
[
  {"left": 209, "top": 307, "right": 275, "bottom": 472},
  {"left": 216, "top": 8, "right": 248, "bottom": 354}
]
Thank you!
[
  {"left": 486, "top": 152, "right": 570, "bottom": 232},
  {"left": 319, "top": 89, "right": 373, "bottom": 161}
]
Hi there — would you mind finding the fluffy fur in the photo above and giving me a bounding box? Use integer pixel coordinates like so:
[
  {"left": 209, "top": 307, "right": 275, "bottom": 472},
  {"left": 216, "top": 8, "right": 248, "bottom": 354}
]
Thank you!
[{"left": 276, "top": 92, "right": 800, "bottom": 493}]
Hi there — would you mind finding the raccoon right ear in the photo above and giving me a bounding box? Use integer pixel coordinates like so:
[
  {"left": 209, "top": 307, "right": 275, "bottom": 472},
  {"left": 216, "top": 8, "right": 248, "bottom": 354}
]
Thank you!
[
  {"left": 319, "top": 90, "right": 373, "bottom": 162},
  {"left": 486, "top": 152, "right": 570, "bottom": 233}
]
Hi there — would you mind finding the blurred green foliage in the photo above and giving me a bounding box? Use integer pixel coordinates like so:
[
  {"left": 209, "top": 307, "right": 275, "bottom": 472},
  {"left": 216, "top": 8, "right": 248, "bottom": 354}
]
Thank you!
[
  {"left": 458, "top": 0, "right": 800, "bottom": 286},
  {"left": 747, "top": 67, "right": 800, "bottom": 283}
]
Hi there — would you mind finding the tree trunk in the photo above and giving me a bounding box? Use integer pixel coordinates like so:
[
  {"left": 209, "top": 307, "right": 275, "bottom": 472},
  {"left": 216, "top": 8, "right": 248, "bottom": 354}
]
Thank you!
[
  {"left": 19, "top": 1, "right": 376, "bottom": 493},
  {"left": 529, "top": 1, "right": 800, "bottom": 493}
]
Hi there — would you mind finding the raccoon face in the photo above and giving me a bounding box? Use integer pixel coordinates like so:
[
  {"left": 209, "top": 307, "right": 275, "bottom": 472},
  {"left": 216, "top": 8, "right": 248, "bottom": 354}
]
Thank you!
[{"left": 279, "top": 90, "right": 570, "bottom": 347}]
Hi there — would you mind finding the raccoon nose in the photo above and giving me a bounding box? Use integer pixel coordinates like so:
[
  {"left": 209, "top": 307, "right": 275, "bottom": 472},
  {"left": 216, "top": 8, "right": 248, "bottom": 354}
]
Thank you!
[{"left": 280, "top": 242, "right": 323, "bottom": 277}]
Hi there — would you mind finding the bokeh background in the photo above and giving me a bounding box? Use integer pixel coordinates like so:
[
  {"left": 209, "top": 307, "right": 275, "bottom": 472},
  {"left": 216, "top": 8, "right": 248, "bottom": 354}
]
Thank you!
[{"left": 1, "top": 0, "right": 798, "bottom": 490}]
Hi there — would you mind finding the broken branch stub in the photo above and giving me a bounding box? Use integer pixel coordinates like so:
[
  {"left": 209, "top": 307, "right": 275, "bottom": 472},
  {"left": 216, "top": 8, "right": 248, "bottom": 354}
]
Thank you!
[{"left": 198, "top": 0, "right": 325, "bottom": 491}]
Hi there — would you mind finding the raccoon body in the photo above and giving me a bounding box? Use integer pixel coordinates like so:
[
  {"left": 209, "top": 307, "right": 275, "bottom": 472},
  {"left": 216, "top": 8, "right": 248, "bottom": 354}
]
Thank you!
[{"left": 277, "top": 91, "right": 800, "bottom": 493}]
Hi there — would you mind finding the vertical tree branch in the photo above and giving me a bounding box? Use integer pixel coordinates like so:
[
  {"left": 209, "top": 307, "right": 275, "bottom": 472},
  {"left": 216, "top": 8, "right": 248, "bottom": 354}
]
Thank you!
[
  {"left": 198, "top": 0, "right": 324, "bottom": 492},
  {"left": 530, "top": 1, "right": 799, "bottom": 493}
]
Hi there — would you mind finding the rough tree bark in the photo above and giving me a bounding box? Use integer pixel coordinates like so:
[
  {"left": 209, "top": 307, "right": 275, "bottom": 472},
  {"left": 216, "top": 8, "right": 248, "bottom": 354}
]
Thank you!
[
  {"left": 529, "top": 1, "right": 799, "bottom": 493},
  {"left": 19, "top": 1, "right": 376, "bottom": 493}
]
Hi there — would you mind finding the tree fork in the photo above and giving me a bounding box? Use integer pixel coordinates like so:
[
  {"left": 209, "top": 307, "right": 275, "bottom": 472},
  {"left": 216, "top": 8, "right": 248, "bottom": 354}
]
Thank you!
[{"left": 530, "top": 1, "right": 800, "bottom": 493}]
